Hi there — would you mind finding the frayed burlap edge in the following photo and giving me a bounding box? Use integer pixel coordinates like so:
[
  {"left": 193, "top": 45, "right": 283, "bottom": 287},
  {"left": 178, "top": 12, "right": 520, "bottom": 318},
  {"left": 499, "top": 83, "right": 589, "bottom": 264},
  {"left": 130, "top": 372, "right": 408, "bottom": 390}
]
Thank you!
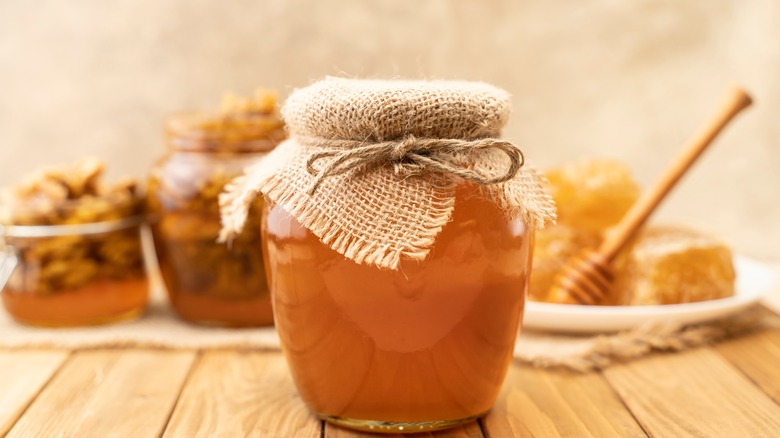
[
  {"left": 219, "top": 143, "right": 290, "bottom": 245},
  {"left": 483, "top": 165, "right": 557, "bottom": 229},
  {"left": 219, "top": 140, "right": 459, "bottom": 269},
  {"left": 515, "top": 305, "right": 778, "bottom": 372},
  {"left": 220, "top": 138, "right": 556, "bottom": 270},
  {"left": 219, "top": 78, "right": 559, "bottom": 270}
]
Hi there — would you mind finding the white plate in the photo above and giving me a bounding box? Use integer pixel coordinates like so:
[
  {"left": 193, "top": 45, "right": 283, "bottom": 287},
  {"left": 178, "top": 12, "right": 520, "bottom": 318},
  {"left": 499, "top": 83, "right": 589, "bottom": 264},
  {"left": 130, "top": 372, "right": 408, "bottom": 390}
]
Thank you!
[{"left": 523, "top": 255, "right": 778, "bottom": 334}]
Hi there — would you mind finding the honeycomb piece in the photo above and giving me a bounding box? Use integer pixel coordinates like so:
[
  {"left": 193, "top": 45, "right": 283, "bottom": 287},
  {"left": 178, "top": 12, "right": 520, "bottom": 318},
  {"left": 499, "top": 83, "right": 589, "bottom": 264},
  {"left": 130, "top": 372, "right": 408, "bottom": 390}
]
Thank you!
[
  {"left": 529, "top": 224, "right": 600, "bottom": 302},
  {"left": 612, "top": 225, "right": 736, "bottom": 305},
  {"left": 546, "top": 159, "right": 641, "bottom": 233}
]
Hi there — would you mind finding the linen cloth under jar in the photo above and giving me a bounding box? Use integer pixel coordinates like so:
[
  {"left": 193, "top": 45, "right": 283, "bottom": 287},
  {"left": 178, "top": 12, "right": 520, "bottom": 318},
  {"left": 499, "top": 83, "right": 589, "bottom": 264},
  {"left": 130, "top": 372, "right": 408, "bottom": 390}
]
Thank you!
[
  {"left": 147, "top": 92, "right": 285, "bottom": 327},
  {"left": 220, "top": 78, "right": 556, "bottom": 433}
]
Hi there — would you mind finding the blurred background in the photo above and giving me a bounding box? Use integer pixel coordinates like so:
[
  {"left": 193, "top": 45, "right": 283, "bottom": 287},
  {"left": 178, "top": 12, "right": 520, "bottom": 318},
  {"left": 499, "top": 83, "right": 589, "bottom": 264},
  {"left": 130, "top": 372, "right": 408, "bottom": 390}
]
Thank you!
[{"left": 1, "top": 0, "right": 778, "bottom": 259}]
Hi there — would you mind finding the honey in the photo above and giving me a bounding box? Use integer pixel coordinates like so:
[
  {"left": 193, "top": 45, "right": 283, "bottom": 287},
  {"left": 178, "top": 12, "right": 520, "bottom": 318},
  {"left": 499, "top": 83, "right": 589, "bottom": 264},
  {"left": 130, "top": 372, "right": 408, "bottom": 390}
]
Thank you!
[
  {"left": 2, "top": 277, "right": 147, "bottom": 326},
  {"left": 263, "top": 185, "right": 532, "bottom": 428}
]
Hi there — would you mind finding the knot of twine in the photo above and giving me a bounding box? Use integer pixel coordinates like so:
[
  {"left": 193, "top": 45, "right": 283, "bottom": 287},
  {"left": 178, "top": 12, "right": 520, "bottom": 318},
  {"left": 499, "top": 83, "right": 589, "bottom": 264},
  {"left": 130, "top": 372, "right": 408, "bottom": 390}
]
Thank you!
[{"left": 303, "top": 135, "right": 525, "bottom": 195}]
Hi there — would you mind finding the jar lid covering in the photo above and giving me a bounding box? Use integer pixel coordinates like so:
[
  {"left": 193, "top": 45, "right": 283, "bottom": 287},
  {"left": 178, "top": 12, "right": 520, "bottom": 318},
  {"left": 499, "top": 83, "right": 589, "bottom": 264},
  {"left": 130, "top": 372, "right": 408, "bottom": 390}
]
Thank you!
[
  {"left": 220, "top": 78, "right": 556, "bottom": 270},
  {"left": 282, "top": 77, "right": 511, "bottom": 141}
]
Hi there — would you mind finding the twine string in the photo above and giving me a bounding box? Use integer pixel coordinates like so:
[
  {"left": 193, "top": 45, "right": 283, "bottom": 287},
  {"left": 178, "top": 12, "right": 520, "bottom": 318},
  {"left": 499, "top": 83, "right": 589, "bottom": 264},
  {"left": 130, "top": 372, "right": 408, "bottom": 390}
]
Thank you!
[{"left": 302, "top": 135, "right": 525, "bottom": 195}]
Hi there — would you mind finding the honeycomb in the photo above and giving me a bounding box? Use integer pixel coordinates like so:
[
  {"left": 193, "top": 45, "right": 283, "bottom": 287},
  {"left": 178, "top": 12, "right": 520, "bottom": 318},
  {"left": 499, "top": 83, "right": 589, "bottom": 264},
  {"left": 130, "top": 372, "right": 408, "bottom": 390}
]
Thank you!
[
  {"left": 546, "top": 159, "right": 641, "bottom": 233},
  {"left": 612, "top": 225, "right": 736, "bottom": 305}
]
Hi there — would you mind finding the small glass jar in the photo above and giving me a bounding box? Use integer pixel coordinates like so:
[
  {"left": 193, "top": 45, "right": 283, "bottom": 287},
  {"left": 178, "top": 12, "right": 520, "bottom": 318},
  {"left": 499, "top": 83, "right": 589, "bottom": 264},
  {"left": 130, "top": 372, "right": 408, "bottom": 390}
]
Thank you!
[
  {"left": 262, "top": 184, "right": 533, "bottom": 432},
  {"left": 147, "top": 99, "right": 285, "bottom": 326},
  {"left": 1, "top": 199, "right": 148, "bottom": 326}
]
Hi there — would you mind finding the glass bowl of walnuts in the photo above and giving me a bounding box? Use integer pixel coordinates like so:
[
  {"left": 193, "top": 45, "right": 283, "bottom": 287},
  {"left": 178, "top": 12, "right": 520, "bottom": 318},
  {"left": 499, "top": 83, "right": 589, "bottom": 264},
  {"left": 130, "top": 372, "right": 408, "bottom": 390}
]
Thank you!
[{"left": 0, "top": 158, "right": 148, "bottom": 326}]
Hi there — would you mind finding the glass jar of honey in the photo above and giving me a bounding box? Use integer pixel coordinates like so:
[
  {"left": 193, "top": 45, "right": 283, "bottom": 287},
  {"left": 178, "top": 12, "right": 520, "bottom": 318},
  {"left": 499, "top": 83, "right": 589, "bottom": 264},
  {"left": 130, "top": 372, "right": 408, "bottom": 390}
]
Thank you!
[
  {"left": 220, "top": 78, "right": 555, "bottom": 432},
  {"left": 147, "top": 90, "right": 285, "bottom": 326},
  {"left": 0, "top": 159, "right": 148, "bottom": 326},
  {"left": 263, "top": 186, "right": 532, "bottom": 431}
]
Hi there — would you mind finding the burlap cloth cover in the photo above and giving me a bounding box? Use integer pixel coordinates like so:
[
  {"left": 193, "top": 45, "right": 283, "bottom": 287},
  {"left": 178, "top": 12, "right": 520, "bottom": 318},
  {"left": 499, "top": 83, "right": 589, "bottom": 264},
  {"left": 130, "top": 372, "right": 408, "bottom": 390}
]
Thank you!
[{"left": 219, "top": 77, "right": 555, "bottom": 269}]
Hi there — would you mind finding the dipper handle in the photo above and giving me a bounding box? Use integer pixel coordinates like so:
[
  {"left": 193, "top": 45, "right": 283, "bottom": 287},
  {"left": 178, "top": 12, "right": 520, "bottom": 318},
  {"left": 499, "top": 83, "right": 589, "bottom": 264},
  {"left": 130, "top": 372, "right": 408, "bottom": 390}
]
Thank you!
[{"left": 599, "top": 87, "right": 753, "bottom": 261}]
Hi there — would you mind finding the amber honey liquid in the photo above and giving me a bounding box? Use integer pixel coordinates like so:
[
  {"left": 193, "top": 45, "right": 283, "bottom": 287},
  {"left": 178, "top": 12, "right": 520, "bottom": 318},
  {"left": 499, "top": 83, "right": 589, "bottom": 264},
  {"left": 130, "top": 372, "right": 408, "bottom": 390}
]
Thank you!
[
  {"left": 263, "top": 186, "right": 532, "bottom": 427},
  {"left": 3, "top": 277, "right": 148, "bottom": 327}
]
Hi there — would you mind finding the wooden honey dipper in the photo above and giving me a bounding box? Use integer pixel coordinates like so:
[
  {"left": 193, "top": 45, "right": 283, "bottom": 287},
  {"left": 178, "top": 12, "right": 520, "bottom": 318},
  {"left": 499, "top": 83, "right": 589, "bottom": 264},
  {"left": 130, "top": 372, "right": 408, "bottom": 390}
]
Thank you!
[{"left": 547, "top": 87, "right": 753, "bottom": 305}]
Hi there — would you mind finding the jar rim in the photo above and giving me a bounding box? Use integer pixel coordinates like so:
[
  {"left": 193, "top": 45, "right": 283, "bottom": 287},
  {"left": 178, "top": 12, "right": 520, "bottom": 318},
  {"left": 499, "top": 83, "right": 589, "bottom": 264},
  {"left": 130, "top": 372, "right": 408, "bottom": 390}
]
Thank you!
[
  {"left": 0, "top": 214, "right": 146, "bottom": 238},
  {"left": 165, "top": 111, "right": 285, "bottom": 153}
]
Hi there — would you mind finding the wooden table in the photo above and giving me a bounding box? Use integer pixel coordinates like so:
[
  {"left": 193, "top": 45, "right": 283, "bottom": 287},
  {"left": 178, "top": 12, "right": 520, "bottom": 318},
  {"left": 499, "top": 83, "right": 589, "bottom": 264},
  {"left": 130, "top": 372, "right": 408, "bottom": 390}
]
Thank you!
[{"left": 1, "top": 314, "right": 779, "bottom": 437}]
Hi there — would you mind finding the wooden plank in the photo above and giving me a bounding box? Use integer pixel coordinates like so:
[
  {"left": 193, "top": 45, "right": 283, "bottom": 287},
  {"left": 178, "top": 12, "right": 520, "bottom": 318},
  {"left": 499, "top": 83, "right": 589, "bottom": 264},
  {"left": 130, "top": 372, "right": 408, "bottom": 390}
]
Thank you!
[
  {"left": 716, "top": 326, "right": 780, "bottom": 404},
  {"left": 163, "top": 350, "right": 321, "bottom": 438},
  {"left": 482, "top": 365, "right": 646, "bottom": 437},
  {"left": 0, "top": 350, "right": 69, "bottom": 436},
  {"left": 603, "top": 348, "right": 780, "bottom": 437},
  {"left": 325, "top": 420, "right": 483, "bottom": 437},
  {"left": 6, "top": 349, "right": 195, "bottom": 438}
]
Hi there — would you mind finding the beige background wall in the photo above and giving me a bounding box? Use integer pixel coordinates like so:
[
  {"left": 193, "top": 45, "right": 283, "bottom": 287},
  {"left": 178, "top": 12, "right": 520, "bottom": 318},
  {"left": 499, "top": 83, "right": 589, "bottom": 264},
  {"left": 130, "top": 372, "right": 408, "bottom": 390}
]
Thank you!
[{"left": 1, "top": 0, "right": 778, "bottom": 259}]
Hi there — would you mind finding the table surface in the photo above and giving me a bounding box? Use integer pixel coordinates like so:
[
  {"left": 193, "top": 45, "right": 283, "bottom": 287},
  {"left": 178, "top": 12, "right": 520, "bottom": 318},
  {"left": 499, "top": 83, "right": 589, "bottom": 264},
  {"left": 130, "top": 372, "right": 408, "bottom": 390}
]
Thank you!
[{"left": 1, "top": 309, "right": 779, "bottom": 438}]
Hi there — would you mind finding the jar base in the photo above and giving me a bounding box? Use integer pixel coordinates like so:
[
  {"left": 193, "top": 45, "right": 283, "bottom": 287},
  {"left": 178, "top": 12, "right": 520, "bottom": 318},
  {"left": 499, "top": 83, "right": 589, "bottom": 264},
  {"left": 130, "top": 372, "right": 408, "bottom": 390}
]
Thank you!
[
  {"left": 167, "top": 293, "right": 274, "bottom": 328},
  {"left": 9, "top": 306, "right": 145, "bottom": 328},
  {"left": 319, "top": 411, "right": 487, "bottom": 434}
]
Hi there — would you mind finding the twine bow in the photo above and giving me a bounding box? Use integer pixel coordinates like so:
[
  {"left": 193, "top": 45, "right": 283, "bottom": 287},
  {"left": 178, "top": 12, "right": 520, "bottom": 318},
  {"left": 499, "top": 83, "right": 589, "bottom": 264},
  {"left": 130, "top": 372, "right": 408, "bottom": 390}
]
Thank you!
[{"left": 303, "top": 135, "right": 525, "bottom": 195}]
